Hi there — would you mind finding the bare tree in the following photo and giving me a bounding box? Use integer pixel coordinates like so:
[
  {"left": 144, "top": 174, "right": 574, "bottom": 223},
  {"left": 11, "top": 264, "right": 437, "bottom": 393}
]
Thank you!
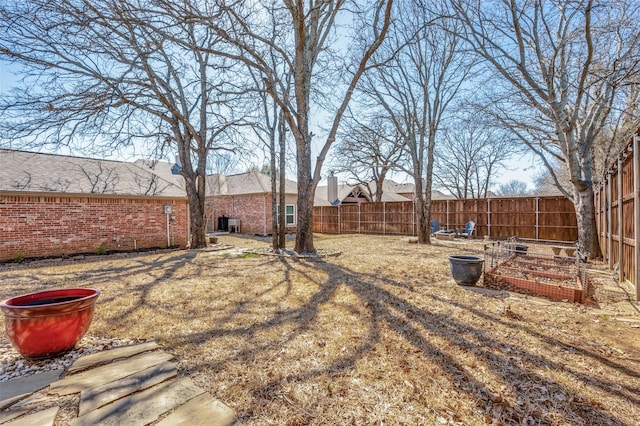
[
  {"left": 361, "top": 0, "right": 474, "bottom": 243},
  {"left": 332, "top": 114, "right": 404, "bottom": 202},
  {"left": 0, "top": 0, "right": 246, "bottom": 248},
  {"left": 246, "top": 62, "right": 292, "bottom": 250},
  {"left": 497, "top": 180, "right": 530, "bottom": 197},
  {"left": 533, "top": 166, "right": 568, "bottom": 196},
  {"left": 434, "top": 117, "right": 517, "bottom": 198},
  {"left": 591, "top": 86, "right": 640, "bottom": 182},
  {"left": 166, "top": 0, "right": 394, "bottom": 253},
  {"left": 454, "top": 0, "right": 640, "bottom": 258}
]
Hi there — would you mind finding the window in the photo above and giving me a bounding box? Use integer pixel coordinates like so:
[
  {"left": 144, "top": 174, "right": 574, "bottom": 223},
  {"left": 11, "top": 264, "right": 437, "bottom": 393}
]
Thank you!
[
  {"left": 285, "top": 205, "right": 295, "bottom": 226},
  {"left": 278, "top": 204, "right": 296, "bottom": 226}
]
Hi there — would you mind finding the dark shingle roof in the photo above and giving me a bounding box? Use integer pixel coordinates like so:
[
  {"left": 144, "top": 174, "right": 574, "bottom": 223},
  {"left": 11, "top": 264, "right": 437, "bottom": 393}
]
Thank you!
[
  {"left": 205, "top": 171, "right": 298, "bottom": 196},
  {"left": 0, "top": 149, "right": 186, "bottom": 198}
]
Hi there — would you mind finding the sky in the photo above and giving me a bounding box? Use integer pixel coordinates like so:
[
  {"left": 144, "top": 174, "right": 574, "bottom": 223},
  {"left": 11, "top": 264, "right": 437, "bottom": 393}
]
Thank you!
[{"left": 0, "top": 58, "right": 540, "bottom": 193}]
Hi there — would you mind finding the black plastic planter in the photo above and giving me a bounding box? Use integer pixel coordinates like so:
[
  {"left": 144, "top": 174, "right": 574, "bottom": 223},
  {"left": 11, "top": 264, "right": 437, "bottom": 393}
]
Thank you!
[{"left": 448, "top": 255, "right": 485, "bottom": 286}]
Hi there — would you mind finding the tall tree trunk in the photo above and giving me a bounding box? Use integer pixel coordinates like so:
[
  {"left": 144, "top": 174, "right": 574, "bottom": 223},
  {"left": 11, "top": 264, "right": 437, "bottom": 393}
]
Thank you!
[
  {"left": 270, "top": 125, "right": 279, "bottom": 250},
  {"left": 295, "top": 145, "right": 316, "bottom": 253},
  {"left": 422, "top": 128, "right": 437, "bottom": 244},
  {"left": 185, "top": 175, "right": 207, "bottom": 248},
  {"left": 415, "top": 196, "right": 429, "bottom": 243},
  {"left": 575, "top": 186, "right": 602, "bottom": 259},
  {"left": 413, "top": 175, "right": 429, "bottom": 243},
  {"left": 375, "top": 174, "right": 385, "bottom": 203},
  {"left": 562, "top": 129, "right": 603, "bottom": 260},
  {"left": 177, "top": 132, "right": 207, "bottom": 249},
  {"left": 295, "top": 185, "right": 315, "bottom": 253},
  {"left": 278, "top": 112, "right": 287, "bottom": 249}
]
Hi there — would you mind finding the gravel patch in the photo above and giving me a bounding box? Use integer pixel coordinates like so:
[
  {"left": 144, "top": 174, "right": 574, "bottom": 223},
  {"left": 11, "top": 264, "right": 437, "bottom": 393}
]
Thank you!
[{"left": 1, "top": 336, "right": 143, "bottom": 382}]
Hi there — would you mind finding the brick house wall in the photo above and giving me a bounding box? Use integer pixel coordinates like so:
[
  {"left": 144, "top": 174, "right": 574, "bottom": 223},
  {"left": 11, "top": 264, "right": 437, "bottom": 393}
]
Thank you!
[
  {"left": 0, "top": 193, "right": 189, "bottom": 261},
  {"left": 206, "top": 194, "right": 297, "bottom": 234}
]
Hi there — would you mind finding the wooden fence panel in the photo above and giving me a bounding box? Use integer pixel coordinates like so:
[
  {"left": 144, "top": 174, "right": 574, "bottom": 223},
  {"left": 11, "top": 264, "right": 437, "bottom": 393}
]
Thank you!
[
  {"left": 594, "top": 129, "right": 639, "bottom": 300},
  {"left": 621, "top": 156, "right": 635, "bottom": 283},
  {"left": 313, "top": 196, "right": 578, "bottom": 241},
  {"left": 359, "top": 203, "right": 384, "bottom": 234},
  {"left": 313, "top": 206, "right": 339, "bottom": 234},
  {"left": 537, "top": 197, "right": 578, "bottom": 241},
  {"left": 388, "top": 201, "right": 415, "bottom": 235},
  {"left": 489, "top": 198, "right": 537, "bottom": 239},
  {"left": 431, "top": 201, "right": 449, "bottom": 230},
  {"left": 340, "top": 205, "right": 360, "bottom": 234}
]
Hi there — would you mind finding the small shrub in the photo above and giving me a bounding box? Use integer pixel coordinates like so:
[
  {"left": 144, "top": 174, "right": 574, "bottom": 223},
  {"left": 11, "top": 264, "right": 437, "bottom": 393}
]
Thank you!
[
  {"left": 96, "top": 245, "right": 107, "bottom": 255},
  {"left": 12, "top": 252, "right": 25, "bottom": 262}
]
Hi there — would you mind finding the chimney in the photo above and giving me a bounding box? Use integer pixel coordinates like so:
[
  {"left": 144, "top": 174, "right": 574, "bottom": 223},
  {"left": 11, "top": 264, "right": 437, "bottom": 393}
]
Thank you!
[{"left": 328, "top": 172, "right": 339, "bottom": 205}]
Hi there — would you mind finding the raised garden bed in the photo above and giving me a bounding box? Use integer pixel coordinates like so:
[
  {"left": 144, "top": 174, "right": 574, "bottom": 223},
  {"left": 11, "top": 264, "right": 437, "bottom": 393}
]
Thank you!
[{"left": 483, "top": 254, "right": 585, "bottom": 303}]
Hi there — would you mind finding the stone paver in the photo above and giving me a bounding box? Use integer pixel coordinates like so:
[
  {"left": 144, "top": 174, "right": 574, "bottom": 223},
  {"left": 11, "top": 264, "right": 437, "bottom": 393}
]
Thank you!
[
  {"left": 1, "top": 342, "right": 237, "bottom": 425},
  {"left": 79, "top": 361, "right": 177, "bottom": 416},
  {"left": 73, "top": 377, "right": 204, "bottom": 426},
  {"left": 0, "top": 404, "right": 31, "bottom": 424},
  {"left": 50, "top": 350, "right": 174, "bottom": 395},
  {"left": 156, "top": 392, "right": 238, "bottom": 426},
  {"left": 10, "top": 393, "right": 51, "bottom": 409},
  {"left": 4, "top": 406, "right": 58, "bottom": 426},
  {"left": 67, "top": 341, "right": 160, "bottom": 374},
  {"left": 0, "top": 369, "right": 63, "bottom": 403},
  {"left": 0, "top": 395, "right": 25, "bottom": 412}
]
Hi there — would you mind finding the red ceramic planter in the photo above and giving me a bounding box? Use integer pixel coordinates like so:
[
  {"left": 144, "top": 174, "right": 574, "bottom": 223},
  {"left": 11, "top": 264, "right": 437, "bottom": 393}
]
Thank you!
[{"left": 0, "top": 288, "right": 100, "bottom": 359}]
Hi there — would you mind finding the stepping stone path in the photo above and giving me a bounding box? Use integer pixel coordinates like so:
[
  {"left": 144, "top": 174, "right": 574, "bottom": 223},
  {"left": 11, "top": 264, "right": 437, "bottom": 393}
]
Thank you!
[{"left": 0, "top": 341, "right": 237, "bottom": 425}]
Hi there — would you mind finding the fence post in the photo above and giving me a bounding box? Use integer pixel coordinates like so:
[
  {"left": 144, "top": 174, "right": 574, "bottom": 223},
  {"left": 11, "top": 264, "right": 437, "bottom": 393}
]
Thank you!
[
  {"left": 487, "top": 198, "right": 491, "bottom": 239},
  {"left": 358, "top": 203, "right": 361, "bottom": 234},
  {"left": 608, "top": 173, "right": 613, "bottom": 269},
  {"left": 446, "top": 200, "right": 450, "bottom": 230},
  {"left": 634, "top": 134, "right": 640, "bottom": 300},
  {"left": 600, "top": 180, "right": 609, "bottom": 260},
  {"left": 536, "top": 197, "right": 540, "bottom": 240},
  {"left": 412, "top": 199, "right": 415, "bottom": 236},
  {"left": 338, "top": 205, "right": 341, "bottom": 235},
  {"left": 383, "top": 202, "right": 386, "bottom": 235},
  {"left": 618, "top": 156, "right": 624, "bottom": 281}
]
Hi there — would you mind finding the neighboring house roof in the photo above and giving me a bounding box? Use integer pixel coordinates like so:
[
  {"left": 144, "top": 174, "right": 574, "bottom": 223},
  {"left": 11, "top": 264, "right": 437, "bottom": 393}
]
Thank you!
[
  {"left": 0, "top": 149, "right": 186, "bottom": 198},
  {"left": 379, "top": 181, "right": 456, "bottom": 200},
  {"left": 314, "top": 182, "right": 410, "bottom": 206},
  {"left": 381, "top": 180, "right": 415, "bottom": 195},
  {"left": 432, "top": 190, "right": 456, "bottom": 200},
  {"left": 205, "top": 171, "right": 298, "bottom": 197},
  {"left": 314, "top": 179, "right": 455, "bottom": 206},
  {"left": 133, "top": 159, "right": 185, "bottom": 190}
]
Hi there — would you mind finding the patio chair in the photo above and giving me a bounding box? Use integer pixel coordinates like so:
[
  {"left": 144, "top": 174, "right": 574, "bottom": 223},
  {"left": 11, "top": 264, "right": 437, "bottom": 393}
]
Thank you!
[
  {"left": 457, "top": 221, "right": 475, "bottom": 238},
  {"left": 430, "top": 220, "right": 439, "bottom": 235}
]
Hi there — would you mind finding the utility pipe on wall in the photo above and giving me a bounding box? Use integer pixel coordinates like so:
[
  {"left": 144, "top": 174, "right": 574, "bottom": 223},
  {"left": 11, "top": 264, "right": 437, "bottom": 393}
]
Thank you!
[{"left": 166, "top": 213, "right": 170, "bottom": 247}]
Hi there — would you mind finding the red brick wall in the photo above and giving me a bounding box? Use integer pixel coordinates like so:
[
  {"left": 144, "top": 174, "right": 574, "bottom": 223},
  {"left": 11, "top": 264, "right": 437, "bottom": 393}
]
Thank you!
[
  {"left": 206, "top": 194, "right": 298, "bottom": 234},
  {"left": 0, "top": 194, "right": 189, "bottom": 261}
]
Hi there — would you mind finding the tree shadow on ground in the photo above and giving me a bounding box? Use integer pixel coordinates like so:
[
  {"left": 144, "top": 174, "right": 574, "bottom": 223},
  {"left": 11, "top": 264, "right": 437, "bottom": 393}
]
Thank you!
[
  {"left": 2, "top": 248, "right": 636, "bottom": 424},
  {"left": 166, "top": 257, "right": 638, "bottom": 425}
]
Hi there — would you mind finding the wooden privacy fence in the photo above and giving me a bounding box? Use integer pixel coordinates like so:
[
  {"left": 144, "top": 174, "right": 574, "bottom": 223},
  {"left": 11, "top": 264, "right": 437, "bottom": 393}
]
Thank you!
[
  {"left": 313, "top": 196, "right": 578, "bottom": 242},
  {"left": 594, "top": 130, "right": 640, "bottom": 300}
]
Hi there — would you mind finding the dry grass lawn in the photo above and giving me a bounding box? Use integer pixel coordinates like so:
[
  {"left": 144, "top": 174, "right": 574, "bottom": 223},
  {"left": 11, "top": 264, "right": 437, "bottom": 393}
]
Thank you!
[{"left": 1, "top": 234, "right": 639, "bottom": 425}]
